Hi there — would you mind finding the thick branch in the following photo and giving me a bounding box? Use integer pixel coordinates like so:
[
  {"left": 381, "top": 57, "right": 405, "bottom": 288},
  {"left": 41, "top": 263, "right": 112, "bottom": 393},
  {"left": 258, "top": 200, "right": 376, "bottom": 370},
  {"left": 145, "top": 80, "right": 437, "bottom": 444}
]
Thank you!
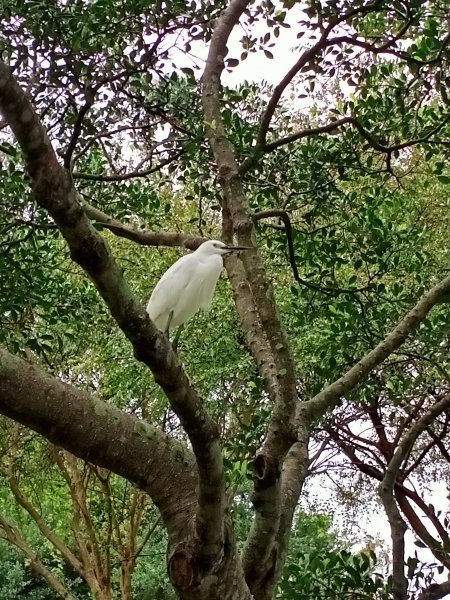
[
  {"left": 379, "top": 394, "right": 450, "bottom": 598},
  {"left": 0, "top": 59, "right": 226, "bottom": 567},
  {"left": 417, "top": 581, "right": 450, "bottom": 600},
  {"left": 379, "top": 482, "right": 408, "bottom": 600},
  {"left": 202, "top": 2, "right": 299, "bottom": 593},
  {"left": 302, "top": 272, "right": 450, "bottom": 421},
  {"left": 383, "top": 393, "right": 450, "bottom": 496},
  {"left": 0, "top": 346, "right": 197, "bottom": 539}
]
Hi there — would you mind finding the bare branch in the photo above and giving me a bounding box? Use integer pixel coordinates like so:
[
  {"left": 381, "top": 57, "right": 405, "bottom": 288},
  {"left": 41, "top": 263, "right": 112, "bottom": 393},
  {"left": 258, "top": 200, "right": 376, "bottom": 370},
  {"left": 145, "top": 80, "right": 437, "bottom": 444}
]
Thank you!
[
  {"left": 82, "top": 200, "right": 205, "bottom": 250},
  {"left": 63, "top": 89, "right": 95, "bottom": 169},
  {"left": 253, "top": 209, "right": 370, "bottom": 296},
  {"left": 251, "top": 1, "right": 384, "bottom": 157},
  {"left": 379, "top": 394, "right": 450, "bottom": 596},
  {"left": 6, "top": 457, "right": 86, "bottom": 576},
  {"left": 72, "top": 150, "right": 183, "bottom": 181},
  {"left": 264, "top": 117, "right": 353, "bottom": 152}
]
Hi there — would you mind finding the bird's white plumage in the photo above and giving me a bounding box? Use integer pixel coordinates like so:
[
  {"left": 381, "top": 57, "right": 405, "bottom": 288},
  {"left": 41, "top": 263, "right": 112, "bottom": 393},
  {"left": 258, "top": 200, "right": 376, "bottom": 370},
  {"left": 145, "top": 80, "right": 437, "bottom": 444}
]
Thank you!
[{"left": 147, "top": 240, "right": 237, "bottom": 332}]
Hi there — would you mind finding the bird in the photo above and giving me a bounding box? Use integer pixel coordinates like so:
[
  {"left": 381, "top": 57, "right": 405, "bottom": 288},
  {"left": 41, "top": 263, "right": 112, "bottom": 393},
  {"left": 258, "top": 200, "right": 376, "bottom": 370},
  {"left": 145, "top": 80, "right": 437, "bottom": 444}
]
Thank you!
[{"left": 147, "top": 240, "right": 249, "bottom": 333}]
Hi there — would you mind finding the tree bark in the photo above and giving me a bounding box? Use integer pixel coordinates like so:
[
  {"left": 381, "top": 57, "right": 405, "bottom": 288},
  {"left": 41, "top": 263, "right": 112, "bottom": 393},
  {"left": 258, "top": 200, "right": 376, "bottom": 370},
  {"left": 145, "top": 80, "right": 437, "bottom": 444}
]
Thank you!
[{"left": 0, "top": 347, "right": 197, "bottom": 540}]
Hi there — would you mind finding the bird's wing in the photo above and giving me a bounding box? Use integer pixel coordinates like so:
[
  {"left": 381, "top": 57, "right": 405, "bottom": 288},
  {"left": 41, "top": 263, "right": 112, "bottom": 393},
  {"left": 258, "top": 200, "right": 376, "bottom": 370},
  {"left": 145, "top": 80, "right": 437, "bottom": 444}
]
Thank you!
[
  {"left": 147, "top": 256, "right": 193, "bottom": 328},
  {"left": 196, "top": 259, "right": 223, "bottom": 311}
]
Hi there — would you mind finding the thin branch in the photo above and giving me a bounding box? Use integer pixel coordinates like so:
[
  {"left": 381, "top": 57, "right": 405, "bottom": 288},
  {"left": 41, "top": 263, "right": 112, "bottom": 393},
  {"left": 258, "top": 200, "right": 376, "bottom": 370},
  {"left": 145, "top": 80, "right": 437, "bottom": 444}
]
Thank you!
[
  {"left": 6, "top": 458, "right": 86, "bottom": 576},
  {"left": 0, "top": 143, "right": 15, "bottom": 156},
  {"left": 302, "top": 271, "right": 450, "bottom": 421},
  {"left": 72, "top": 150, "right": 183, "bottom": 181},
  {"left": 247, "top": 0, "right": 384, "bottom": 164},
  {"left": 0, "top": 513, "right": 78, "bottom": 600},
  {"left": 352, "top": 113, "right": 450, "bottom": 155},
  {"left": 82, "top": 199, "right": 205, "bottom": 250},
  {"left": 264, "top": 117, "right": 353, "bottom": 152},
  {"left": 252, "top": 209, "right": 370, "bottom": 296},
  {"left": 63, "top": 89, "right": 95, "bottom": 169}
]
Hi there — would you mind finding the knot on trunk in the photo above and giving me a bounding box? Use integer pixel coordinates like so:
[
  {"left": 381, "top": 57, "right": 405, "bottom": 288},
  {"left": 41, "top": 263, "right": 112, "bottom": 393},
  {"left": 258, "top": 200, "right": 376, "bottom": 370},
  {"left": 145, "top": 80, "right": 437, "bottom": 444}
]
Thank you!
[{"left": 168, "top": 548, "right": 195, "bottom": 590}]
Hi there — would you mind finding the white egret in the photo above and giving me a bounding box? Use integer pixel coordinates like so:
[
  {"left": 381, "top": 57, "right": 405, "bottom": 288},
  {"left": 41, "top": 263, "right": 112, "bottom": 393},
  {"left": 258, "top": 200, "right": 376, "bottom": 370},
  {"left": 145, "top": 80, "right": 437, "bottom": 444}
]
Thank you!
[{"left": 147, "top": 240, "right": 249, "bottom": 333}]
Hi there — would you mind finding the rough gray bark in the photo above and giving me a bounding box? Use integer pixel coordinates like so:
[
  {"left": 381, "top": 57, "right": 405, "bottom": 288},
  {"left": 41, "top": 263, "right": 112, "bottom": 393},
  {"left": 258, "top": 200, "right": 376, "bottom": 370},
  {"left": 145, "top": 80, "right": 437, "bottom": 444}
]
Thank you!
[{"left": 201, "top": 4, "right": 301, "bottom": 596}]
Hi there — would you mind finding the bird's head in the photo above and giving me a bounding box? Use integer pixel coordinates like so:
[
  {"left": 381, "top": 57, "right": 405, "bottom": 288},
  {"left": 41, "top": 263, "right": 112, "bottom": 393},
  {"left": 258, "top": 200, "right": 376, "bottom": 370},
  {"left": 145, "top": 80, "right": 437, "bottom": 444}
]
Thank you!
[{"left": 197, "top": 240, "right": 251, "bottom": 256}]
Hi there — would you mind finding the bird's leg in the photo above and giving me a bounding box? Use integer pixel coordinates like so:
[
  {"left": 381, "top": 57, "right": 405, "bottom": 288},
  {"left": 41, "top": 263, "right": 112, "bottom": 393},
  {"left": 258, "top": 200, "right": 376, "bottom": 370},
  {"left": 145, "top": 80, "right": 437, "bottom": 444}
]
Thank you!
[
  {"left": 164, "top": 310, "right": 174, "bottom": 336},
  {"left": 171, "top": 324, "right": 184, "bottom": 353}
]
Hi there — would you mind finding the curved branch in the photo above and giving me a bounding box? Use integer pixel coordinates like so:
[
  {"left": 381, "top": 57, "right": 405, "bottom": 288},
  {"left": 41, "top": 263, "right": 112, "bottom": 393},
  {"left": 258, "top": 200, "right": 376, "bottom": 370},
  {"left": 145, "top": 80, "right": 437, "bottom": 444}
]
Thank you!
[
  {"left": 0, "top": 346, "right": 197, "bottom": 538},
  {"left": 384, "top": 394, "right": 450, "bottom": 493},
  {"left": 417, "top": 581, "right": 450, "bottom": 600},
  {"left": 302, "top": 271, "right": 450, "bottom": 421},
  {"left": 252, "top": 209, "right": 369, "bottom": 296},
  {"left": 264, "top": 117, "right": 353, "bottom": 152},
  {"left": 352, "top": 114, "right": 450, "bottom": 154},
  {"left": 247, "top": 1, "right": 384, "bottom": 165}
]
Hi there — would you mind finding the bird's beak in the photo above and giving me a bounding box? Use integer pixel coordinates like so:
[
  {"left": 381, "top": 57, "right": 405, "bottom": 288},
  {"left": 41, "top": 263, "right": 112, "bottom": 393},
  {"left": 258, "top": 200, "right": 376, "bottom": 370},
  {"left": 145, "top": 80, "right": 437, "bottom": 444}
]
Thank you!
[{"left": 223, "top": 245, "right": 252, "bottom": 252}]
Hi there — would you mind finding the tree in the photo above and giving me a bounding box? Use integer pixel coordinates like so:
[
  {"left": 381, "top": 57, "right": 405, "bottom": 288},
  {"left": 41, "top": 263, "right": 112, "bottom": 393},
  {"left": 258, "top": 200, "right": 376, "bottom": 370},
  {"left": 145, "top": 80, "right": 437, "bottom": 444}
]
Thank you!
[
  {"left": 1, "top": 0, "right": 450, "bottom": 599},
  {"left": 0, "top": 419, "right": 162, "bottom": 600}
]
